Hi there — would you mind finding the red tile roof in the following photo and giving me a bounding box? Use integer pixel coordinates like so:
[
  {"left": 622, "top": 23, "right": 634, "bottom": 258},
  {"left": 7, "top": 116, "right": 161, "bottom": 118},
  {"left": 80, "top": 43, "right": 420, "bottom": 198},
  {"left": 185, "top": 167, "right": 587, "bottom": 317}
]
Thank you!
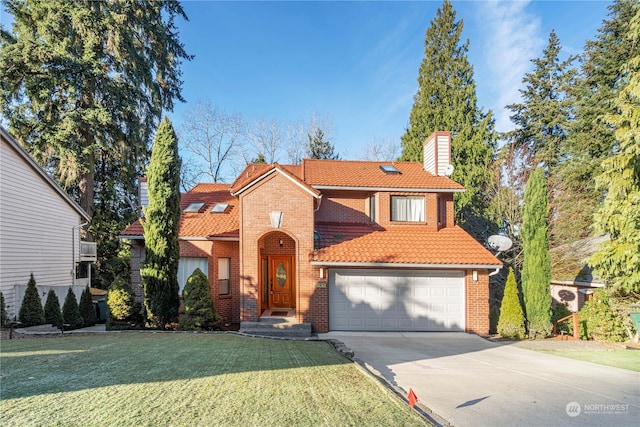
[
  {"left": 230, "top": 159, "right": 464, "bottom": 193},
  {"left": 120, "top": 183, "right": 239, "bottom": 239},
  {"left": 313, "top": 223, "right": 501, "bottom": 266},
  {"left": 302, "top": 159, "right": 464, "bottom": 190}
]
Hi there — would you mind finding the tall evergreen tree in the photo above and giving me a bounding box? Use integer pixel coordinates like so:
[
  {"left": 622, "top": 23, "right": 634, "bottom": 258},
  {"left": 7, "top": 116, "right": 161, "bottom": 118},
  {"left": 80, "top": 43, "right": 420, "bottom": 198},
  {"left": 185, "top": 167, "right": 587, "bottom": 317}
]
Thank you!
[
  {"left": 400, "top": 0, "right": 496, "bottom": 236},
  {"left": 141, "top": 118, "right": 182, "bottom": 328},
  {"left": 306, "top": 128, "right": 338, "bottom": 160},
  {"left": 0, "top": 292, "right": 7, "bottom": 326},
  {"left": 521, "top": 168, "right": 552, "bottom": 339},
  {"left": 560, "top": 0, "right": 639, "bottom": 244},
  {"left": 506, "top": 30, "right": 575, "bottom": 172},
  {"left": 0, "top": 0, "right": 191, "bottom": 218},
  {"left": 44, "top": 290, "right": 63, "bottom": 329},
  {"left": 18, "top": 273, "right": 45, "bottom": 327},
  {"left": 505, "top": 30, "right": 576, "bottom": 246},
  {"left": 589, "top": 7, "right": 640, "bottom": 294}
]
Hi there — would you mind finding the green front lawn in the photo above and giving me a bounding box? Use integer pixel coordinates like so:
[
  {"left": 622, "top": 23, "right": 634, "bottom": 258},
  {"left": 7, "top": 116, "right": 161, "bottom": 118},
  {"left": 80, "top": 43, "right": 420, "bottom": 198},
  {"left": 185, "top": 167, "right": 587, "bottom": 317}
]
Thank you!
[
  {"left": 535, "top": 349, "right": 640, "bottom": 372},
  {"left": 0, "top": 333, "right": 429, "bottom": 426}
]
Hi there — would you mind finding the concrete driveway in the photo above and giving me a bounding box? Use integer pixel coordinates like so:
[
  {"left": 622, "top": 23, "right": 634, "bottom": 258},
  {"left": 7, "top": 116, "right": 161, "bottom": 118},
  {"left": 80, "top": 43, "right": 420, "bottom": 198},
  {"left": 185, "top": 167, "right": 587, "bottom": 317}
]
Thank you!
[{"left": 319, "top": 332, "right": 640, "bottom": 427}]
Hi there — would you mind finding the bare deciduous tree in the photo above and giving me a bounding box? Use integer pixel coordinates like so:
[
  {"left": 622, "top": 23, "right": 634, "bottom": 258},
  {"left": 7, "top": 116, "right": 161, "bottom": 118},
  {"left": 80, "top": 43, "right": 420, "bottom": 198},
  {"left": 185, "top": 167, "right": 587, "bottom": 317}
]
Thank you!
[
  {"left": 180, "top": 101, "right": 246, "bottom": 185},
  {"left": 363, "top": 137, "right": 399, "bottom": 161},
  {"left": 246, "top": 118, "right": 285, "bottom": 164}
]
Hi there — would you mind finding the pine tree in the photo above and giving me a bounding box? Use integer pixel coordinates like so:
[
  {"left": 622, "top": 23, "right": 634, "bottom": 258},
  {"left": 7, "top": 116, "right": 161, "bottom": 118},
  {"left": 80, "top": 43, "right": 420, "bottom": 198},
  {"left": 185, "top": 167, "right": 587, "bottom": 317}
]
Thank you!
[
  {"left": 307, "top": 128, "right": 338, "bottom": 160},
  {"left": 1, "top": 292, "right": 8, "bottom": 327},
  {"left": 561, "top": 0, "right": 639, "bottom": 244},
  {"left": 497, "top": 268, "right": 526, "bottom": 340},
  {"left": 141, "top": 118, "right": 182, "bottom": 328},
  {"left": 179, "top": 268, "right": 222, "bottom": 331},
  {"left": 589, "top": 6, "right": 640, "bottom": 293},
  {"left": 0, "top": 0, "right": 191, "bottom": 219},
  {"left": 79, "top": 287, "right": 96, "bottom": 327},
  {"left": 44, "top": 290, "right": 63, "bottom": 329},
  {"left": 18, "top": 273, "right": 45, "bottom": 327},
  {"left": 62, "top": 288, "right": 84, "bottom": 330},
  {"left": 521, "top": 168, "right": 552, "bottom": 339},
  {"left": 400, "top": 0, "right": 496, "bottom": 236},
  {"left": 507, "top": 30, "right": 575, "bottom": 172}
]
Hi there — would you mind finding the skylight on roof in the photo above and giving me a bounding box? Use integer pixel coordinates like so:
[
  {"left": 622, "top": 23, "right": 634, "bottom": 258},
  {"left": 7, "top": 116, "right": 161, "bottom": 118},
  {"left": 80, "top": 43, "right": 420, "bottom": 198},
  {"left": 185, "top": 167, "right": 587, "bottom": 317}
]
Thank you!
[
  {"left": 184, "top": 202, "right": 204, "bottom": 212},
  {"left": 210, "top": 203, "right": 229, "bottom": 213},
  {"left": 380, "top": 165, "right": 400, "bottom": 174}
]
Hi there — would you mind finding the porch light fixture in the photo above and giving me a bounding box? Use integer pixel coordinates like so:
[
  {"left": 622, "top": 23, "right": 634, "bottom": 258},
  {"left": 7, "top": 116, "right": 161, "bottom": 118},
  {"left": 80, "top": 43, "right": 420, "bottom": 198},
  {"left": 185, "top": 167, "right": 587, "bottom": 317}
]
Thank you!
[
  {"left": 270, "top": 211, "right": 283, "bottom": 228},
  {"left": 319, "top": 267, "right": 325, "bottom": 279},
  {"left": 472, "top": 270, "right": 478, "bottom": 282}
]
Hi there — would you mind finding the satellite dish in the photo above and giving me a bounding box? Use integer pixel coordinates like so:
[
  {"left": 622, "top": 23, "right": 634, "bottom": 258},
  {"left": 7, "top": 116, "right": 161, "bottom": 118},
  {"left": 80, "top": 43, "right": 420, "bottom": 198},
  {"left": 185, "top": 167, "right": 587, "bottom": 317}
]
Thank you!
[
  {"left": 487, "top": 235, "right": 513, "bottom": 252},
  {"left": 443, "top": 164, "right": 454, "bottom": 177}
]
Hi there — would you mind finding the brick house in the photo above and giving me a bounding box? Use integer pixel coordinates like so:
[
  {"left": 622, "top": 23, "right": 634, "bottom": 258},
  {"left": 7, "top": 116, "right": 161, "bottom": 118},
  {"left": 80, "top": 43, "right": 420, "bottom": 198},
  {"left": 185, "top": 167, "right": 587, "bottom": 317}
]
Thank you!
[{"left": 122, "top": 131, "right": 501, "bottom": 334}]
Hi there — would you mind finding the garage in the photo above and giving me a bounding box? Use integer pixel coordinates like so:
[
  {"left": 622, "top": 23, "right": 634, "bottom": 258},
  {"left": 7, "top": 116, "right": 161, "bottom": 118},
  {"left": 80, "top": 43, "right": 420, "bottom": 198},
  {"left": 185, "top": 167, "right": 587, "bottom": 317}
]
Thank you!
[{"left": 329, "top": 269, "right": 465, "bottom": 331}]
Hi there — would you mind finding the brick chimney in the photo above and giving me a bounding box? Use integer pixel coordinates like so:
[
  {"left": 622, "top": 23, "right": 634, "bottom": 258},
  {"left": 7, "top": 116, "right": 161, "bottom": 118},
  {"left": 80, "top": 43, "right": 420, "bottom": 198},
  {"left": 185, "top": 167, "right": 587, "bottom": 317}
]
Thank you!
[
  {"left": 138, "top": 177, "right": 148, "bottom": 217},
  {"left": 423, "top": 131, "right": 452, "bottom": 176}
]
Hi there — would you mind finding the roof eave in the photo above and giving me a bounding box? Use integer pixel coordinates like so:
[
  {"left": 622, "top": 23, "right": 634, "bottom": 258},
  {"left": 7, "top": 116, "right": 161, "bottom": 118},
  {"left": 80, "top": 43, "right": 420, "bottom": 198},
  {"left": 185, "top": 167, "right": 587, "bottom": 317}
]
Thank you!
[
  {"left": 312, "top": 185, "right": 465, "bottom": 193},
  {"left": 310, "top": 261, "right": 502, "bottom": 269}
]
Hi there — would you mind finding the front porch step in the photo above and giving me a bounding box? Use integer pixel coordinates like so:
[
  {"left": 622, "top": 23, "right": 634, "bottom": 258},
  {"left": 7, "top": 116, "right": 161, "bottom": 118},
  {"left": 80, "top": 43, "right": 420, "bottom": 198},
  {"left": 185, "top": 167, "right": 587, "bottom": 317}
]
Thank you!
[{"left": 239, "top": 320, "right": 312, "bottom": 338}]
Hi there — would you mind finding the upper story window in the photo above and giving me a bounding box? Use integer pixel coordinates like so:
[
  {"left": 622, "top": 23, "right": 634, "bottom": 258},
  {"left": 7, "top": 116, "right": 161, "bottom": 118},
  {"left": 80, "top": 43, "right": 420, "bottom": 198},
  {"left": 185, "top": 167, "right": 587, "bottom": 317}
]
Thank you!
[
  {"left": 391, "top": 196, "right": 425, "bottom": 222},
  {"left": 369, "top": 195, "right": 376, "bottom": 223}
]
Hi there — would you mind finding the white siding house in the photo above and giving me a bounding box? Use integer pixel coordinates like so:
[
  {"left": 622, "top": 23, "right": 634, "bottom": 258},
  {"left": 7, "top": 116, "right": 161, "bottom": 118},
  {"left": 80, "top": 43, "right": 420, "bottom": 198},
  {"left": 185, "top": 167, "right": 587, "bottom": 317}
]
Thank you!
[{"left": 0, "top": 126, "right": 92, "bottom": 320}]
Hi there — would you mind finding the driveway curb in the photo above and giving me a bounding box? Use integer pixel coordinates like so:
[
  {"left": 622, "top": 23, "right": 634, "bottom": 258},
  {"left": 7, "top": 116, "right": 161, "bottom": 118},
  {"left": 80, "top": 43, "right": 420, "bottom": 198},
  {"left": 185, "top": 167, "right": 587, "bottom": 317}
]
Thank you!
[{"left": 324, "top": 338, "right": 452, "bottom": 427}]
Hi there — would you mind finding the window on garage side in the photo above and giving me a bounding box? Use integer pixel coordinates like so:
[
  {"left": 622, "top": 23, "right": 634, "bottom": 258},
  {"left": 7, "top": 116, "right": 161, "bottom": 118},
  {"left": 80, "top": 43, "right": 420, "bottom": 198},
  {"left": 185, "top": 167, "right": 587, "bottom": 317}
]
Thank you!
[
  {"left": 218, "top": 257, "right": 231, "bottom": 295},
  {"left": 178, "top": 257, "right": 208, "bottom": 294},
  {"left": 391, "top": 196, "right": 425, "bottom": 222}
]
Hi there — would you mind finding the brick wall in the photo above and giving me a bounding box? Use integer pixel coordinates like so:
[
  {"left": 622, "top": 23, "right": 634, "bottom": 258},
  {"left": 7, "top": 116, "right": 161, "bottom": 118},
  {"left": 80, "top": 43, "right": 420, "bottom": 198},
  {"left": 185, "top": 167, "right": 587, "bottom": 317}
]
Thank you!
[
  {"left": 239, "top": 172, "right": 316, "bottom": 327},
  {"left": 465, "top": 269, "right": 490, "bottom": 335},
  {"left": 315, "top": 190, "right": 371, "bottom": 223}
]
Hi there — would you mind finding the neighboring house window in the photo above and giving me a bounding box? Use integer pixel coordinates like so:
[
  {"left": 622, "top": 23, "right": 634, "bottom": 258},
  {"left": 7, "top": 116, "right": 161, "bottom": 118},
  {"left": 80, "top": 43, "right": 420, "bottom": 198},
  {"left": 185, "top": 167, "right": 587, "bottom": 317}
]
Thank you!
[
  {"left": 391, "top": 196, "right": 425, "bottom": 222},
  {"left": 178, "top": 257, "right": 208, "bottom": 294},
  {"left": 218, "top": 257, "right": 231, "bottom": 295}
]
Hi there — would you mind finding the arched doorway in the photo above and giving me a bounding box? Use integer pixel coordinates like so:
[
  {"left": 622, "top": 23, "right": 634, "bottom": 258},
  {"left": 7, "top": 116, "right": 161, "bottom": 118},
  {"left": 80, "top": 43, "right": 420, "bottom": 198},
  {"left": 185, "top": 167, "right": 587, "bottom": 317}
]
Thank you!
[{"left": 258, "top": 231, "right": 296, "bottom": 312}]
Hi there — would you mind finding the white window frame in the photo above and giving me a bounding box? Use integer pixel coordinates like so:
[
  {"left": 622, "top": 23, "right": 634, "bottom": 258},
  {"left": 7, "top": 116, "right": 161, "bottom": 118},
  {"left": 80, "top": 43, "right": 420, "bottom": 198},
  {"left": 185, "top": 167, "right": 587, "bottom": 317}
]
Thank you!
[
  {"left": 391, "top": 196, "right": 425, "bottom": 222},
  {"left": 218, "top": 257, "right": 231, "bottom": 295},
  {"left": 178, "top": 257, "right": 208, "bottom": 294}
]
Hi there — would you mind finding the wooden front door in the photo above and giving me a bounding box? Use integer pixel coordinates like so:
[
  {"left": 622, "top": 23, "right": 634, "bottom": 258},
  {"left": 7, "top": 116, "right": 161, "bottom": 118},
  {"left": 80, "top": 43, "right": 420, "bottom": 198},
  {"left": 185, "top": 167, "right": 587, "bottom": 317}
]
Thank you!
[{"left": 269, "top": 256, "right": 293, "bottom": 308}]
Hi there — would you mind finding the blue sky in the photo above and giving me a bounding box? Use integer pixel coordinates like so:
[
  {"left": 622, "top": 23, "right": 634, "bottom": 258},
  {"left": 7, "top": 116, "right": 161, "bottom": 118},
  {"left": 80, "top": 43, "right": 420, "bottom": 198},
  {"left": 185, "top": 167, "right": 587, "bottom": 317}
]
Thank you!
[
  {"left": 0, "top": 1, "right": 614, "bottom": 170},
  {"left": 169, "top": 0, "right": 612, "bottom": 162}
]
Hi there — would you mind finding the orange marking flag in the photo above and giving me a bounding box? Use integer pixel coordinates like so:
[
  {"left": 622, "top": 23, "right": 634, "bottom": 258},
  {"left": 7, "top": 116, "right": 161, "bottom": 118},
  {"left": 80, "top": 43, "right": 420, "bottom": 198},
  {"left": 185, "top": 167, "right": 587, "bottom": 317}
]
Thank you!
[{"left": 408, "top": 388, "right": 418, "bottom": 408}]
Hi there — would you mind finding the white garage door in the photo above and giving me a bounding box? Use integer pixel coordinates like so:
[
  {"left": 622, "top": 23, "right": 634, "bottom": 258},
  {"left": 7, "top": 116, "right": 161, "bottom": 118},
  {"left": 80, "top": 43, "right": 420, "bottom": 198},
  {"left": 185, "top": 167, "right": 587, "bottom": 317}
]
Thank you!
[{"left": 329, "top": 269, "right": 465, "bottom": 331}]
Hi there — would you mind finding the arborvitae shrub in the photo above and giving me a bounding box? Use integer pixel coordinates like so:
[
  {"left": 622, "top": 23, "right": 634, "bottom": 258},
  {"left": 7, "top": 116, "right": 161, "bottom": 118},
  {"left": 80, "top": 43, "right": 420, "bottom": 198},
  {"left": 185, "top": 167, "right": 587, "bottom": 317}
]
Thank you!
[
  {"left": 107, "top": 276, "right": 139, "bottom": 329},
  {"left": 578, "top": 289, "right": 627, "bottom": 342},
  {"left": 44, "top": 290, "right": 63, "bottom": 329},
  {"left": 1, "top": 292, "right": 8, "bottom": 327},
  {"left": 79, "top": 286, "right": 97, "bottom": 327},
  {"left": 62, "top": 288, "right": 84, "bottom": 330},
  {"left": 497, "top": 268, "right": 526, "bottom": 340},
  {"left": 18, "top": 273, "right": 45, "bottom": 327},
  {"left": 179, "top": 268, "right": 221, "bottom": 331}
]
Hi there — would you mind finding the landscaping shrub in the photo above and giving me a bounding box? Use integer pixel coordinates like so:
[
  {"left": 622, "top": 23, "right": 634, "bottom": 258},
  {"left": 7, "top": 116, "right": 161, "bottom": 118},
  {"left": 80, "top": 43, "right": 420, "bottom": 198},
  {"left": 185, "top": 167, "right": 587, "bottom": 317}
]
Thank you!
[
  {"left": 497, "top": 267, "right": 526, "bottom": 340},
  {"left": 106, "top": 276, "right": 141, "bottom": 330},
  {"left": 179, "top": 268, "right": 221, "bottom": 331},
  {"left": 551, "top": 302, "right": 574, "bottom": 336},
  {"left": 44, "top": 290, "right": 63, "bottom": 329},
  {"left": 578, "top": 289, "right": 627, "bottom": 342},
  {"left": 489, "top": 305, "right": 500, "bottom": 335},
  {"left": 1, "top": 292, "right": 7, "bottom": 327},
  {"left": 62, "top": 288, "right": 84, "bottom": 330},
  {"left": 18, "top": 273, "right": 45, "bottom": 327},
  {"left": 79, "top": 286, "right": 97, "bottom": 327}
]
